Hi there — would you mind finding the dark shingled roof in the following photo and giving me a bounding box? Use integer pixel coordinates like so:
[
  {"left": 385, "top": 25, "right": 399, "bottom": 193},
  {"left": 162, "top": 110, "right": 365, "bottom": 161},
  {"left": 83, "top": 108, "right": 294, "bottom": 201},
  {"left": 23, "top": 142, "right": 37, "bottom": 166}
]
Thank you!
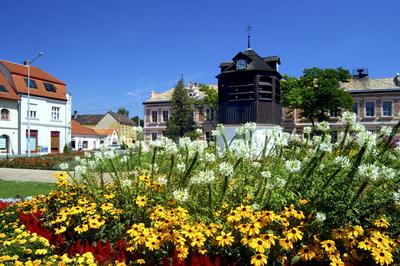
[
  {"left": 219, "top": 49, "right": 280, "bottom": 73},
  {"left": 108, "top": 112, "right": 136, "bottom": 126},
  {"left": 75, "top": 114, "right": 105, "bottom": 125}
]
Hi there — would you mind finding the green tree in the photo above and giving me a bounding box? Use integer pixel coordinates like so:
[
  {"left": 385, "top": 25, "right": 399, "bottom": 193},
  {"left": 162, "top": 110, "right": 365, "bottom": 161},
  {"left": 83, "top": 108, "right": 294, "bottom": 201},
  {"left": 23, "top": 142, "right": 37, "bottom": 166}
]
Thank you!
[
  {"left": 165, "top": 79, "right": 197, "bottom": 140},
  {"left": 131, "top": 116, "right": 144, "bottom": 127},
  {"left": 194, "top": 84, "right": 218, "bottom": 127},
  {"left": 117, "top": 108, "right": 129, "bottom": 117},
  {"left": 281, "top": 67, "right": 353, "bottom": 127}
]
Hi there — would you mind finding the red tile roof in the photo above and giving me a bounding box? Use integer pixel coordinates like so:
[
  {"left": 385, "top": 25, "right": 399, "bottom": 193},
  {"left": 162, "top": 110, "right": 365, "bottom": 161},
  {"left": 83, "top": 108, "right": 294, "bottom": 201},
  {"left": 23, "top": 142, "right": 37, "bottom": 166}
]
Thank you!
[
  {"left": 72, "top": 120, "right": 102, "bottom": 136},
  {"left": 0, "top": 60, "right": 68, "bottom": 101},
  {"left": 0, "top": 60, "right": 65, "bottom": 84},
  {"left": 94, "top": 129, "right": 115, "bottom": 136},
  {"left": 0, "top": 72, "right": 19, "bottom": 101}
]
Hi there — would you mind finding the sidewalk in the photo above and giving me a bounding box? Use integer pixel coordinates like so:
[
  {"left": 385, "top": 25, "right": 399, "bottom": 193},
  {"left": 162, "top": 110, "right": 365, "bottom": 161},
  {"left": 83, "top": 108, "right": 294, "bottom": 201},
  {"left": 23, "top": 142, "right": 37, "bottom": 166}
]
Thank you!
[{"left": 0, "top": 168, "right": 58, "bottom": 183}]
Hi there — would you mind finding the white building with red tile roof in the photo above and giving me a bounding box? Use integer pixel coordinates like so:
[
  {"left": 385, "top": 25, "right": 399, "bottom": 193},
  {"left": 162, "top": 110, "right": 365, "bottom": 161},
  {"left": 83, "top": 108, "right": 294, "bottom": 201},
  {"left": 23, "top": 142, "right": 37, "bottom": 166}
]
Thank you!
[
  {"left": 71, "top": 120, "right": 106, "bottom": 151},
  {"left": 0, "top": 59, "right": 72, "bottom": 155}
]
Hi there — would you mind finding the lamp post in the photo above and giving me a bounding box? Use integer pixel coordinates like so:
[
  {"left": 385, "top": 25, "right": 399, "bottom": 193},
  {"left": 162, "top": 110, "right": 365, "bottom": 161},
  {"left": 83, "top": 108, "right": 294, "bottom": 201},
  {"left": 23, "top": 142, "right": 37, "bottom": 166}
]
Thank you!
[
  {"left": 127, "top": 92, "right": 141, "bottom": 127},
  {"left": 24, "top": 52, "right": 44, "bottom": 157}
]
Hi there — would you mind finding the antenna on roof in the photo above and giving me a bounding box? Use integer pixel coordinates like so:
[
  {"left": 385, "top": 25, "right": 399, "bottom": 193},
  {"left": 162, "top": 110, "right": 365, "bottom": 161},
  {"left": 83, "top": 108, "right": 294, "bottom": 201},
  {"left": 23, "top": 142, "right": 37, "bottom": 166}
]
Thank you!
[{"left": 246, "top": 25, "right": 253, "bottom": 50}]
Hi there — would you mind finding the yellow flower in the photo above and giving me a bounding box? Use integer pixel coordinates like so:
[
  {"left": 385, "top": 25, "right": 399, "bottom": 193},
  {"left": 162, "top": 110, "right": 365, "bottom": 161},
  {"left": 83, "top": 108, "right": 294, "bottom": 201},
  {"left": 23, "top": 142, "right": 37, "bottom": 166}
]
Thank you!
[
  {"left": 284, "top": 227, "right": 303, "bottom": 242},
  {"left": 250, "top": 253, "right": 267, "bottom": 266},
  {"left": 371, "top": 231, "right": 391, "bottom": 249},
  {"left": 358, "top": 239, "right": 373, "bottom": 251},
  {"left": 299, "top": 198, "right": 308, "bottom": 205},
  {"left": 279, "top": 238, "right": 293, "bottom": 250},
  {"left": 190, "top": 233, "right": 206, "bottom": 248},
  {"left": 145, "top": 237, "right": 160, "bottom": 251},
  {"left": 329, "top": 254, "right": 344, "bottom": 266},
  {"left": 371, "top": 248, "right": 393, "bottom": 266},
  {"left": 54, "top": 226, "right": 67, "bottom": 234},
  {"left": 243, "top": 222, "right": 261, "bottom": 236},
  {"left": 34, "top": 249, "right": 48, "bottom": 255},
  {"left": 135, "top": 259, "right": 145, "bottom": 264},
  {"left": 299, "top": 245, "right": 316, "bottom": 261},
  {"left": 215, "top": 231, "right": 234, "bottom": 247},
  {"left": 249, "top": 237, "right": 269, "bottom": 253},
  {"left": 321, "top": 240, "right": 336, "bottom": 254},
  {"left": 74, "top": 224, "right": 89, "bottom": 234},
  {"left": 136, "top": 195, "right": 147, "bottom": 207},
  {"left": 373, "top": 218, "right": 390, "bottom": 229},
  {"left": 104, "top": 193, "right": 115, "bottom": 200}
]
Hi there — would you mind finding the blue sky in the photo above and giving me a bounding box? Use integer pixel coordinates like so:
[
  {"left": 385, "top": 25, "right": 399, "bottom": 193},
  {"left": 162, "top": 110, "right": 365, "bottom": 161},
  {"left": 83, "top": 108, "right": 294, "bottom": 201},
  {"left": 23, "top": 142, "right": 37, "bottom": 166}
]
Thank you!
[{"left": 1, "top": 0, "right": 399, "bottom": 118}]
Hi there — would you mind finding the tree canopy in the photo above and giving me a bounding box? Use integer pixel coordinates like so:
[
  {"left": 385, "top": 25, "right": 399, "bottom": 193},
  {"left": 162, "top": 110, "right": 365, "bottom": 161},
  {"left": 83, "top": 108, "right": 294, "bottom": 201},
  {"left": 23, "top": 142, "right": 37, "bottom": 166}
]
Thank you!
[
  {"left": 165, "top": 79, "right": 197, "bottom": 140},
  {"left": 194, "top": 84, "right": 218, "bottom": 127},
  {"left": 117, "top": 107, "right": 129, "bottom": 117},
  {"left": 281, "top": 67, "right": 353, "bottom": 126}
]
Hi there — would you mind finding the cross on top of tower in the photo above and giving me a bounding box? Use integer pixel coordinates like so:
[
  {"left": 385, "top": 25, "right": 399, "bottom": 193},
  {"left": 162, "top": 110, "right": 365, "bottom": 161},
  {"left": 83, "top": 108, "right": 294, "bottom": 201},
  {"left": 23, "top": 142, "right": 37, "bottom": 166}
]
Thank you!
[{"left": 246, "top": 25, "right": 253, "bottom": 50}]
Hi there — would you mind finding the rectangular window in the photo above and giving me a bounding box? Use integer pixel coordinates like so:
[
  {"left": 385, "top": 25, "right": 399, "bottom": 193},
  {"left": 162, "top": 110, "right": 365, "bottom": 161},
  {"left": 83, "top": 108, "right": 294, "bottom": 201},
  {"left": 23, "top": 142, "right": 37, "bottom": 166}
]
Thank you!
[
  {"left": 27, "top": 110, "right": 37, "bottom": 118},
  {"left": 24, "top": 78, "right": 38, "bottom": 89},
  {"left": 365, "top": 101, "right": 375, "bottom": 117},
  {"left": 1, "top": 109, "right": 9, "bottom": 120},
  {"left": 162, "top": 110, "right": 169, "bottom": 122},
  {"left": 205, "top": 108, "right": 215, "bottom": 121},
  {"left": 43, "top": 82, "right": 57, "bottom": 92},
  {"left": 382, "top": 101, "right": 392, "bottom": 116},
  {"left": 0, "top": 136, "right": 6, "bottom": 150},
  {"left": 0, "top": 85, "right": 8, "bottom": 93},
  {"left": 151, "top": 132, "right": 157, "bottom": 141},
  {"left": 352, "top": 102, "right": 358, "bottom": 115},
  {"left": 82, "top": 141, "right": 88, "bottom": 149},
  {"left": 151, "top": 111, "right": 157, "bottom": 122},
  {"left": 71, "top": 140, "right": 76, "bottom": 149},
  {"left": 330, "top": 109, "right": 339, "bottom": 118},
  {"left": 26, "top": 129, "right": 38, "bottom": 153},
  {"left": 51, "top": 107, "right": 60, "bottom": 120}
]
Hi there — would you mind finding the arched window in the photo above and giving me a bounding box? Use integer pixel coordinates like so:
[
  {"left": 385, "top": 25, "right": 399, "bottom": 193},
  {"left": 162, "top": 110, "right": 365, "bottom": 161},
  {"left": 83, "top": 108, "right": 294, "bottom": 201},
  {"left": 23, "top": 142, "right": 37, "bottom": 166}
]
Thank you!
[{"left": 1, "top": 109, "right": 9, "bottom": 120}]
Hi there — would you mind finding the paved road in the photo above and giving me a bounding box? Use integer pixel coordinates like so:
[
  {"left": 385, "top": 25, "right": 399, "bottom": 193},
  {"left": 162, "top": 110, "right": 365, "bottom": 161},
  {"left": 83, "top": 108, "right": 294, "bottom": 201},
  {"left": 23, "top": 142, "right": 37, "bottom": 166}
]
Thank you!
[{"left": 0, "top": 168, "right": 58, "bottom": 183}]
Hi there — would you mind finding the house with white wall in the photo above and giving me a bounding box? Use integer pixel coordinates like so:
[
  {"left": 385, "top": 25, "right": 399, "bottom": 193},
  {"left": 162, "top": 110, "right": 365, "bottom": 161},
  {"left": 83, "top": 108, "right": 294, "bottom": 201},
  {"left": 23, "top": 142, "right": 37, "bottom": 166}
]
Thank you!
[
  {"left": 71, "top": 119, "right": 105, "bottom": 151},
  {"left": 0, "top": 60, "right": 71, "bottom": 154},
  {"left": 0, "top": 72, "right": 20, "bottom": 155}
]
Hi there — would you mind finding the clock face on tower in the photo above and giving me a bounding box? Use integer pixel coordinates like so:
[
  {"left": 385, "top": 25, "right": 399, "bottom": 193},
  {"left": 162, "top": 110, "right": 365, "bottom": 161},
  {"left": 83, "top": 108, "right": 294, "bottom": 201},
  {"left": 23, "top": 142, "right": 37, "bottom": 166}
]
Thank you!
[{"left": 236, "top": 59, "right": 247, "bottom": 70}]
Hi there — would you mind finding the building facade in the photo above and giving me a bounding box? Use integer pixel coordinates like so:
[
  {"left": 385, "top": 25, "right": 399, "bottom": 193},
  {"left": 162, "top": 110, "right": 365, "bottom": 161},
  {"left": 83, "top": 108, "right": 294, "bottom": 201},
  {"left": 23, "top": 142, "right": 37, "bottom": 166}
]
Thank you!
[
  {"left": 71, "top": 120, "right": 105, "bottom": 151},
  {"left": 143, "top": 82, "right": 217, "bottom": 142},
  {"left": 0, "top": 60, "right": 71, "bottom": 155},
  {"left": 282, "top": 74, "right": 400, "bottom": 134},
  {"left": 0, "top": 72, "right": 20, "bottom": 155}
]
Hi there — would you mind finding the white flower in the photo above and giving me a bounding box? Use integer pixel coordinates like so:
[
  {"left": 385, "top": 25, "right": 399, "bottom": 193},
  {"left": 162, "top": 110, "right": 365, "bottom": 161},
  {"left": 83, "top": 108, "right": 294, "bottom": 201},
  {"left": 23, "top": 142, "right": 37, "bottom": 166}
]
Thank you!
[
  {"left": 219, "top": 162, "right": 234, "bottom": 177},
  {"left": 340, "top": 111, "right": 357, "bottom": 124},
  {"left": 303, "top": 127, "right": 312, "bottom": 135},
  {"left": 393, "top": 190, "right": 400, "bottom": 203},
  {"left": 245, "top": 122, "right": 257, "bottom": 131},
  {"left": 380, "top": 166, "right": 396, "bottom": 179},
  {"left": 195, "top": 128, "right": 203, "bottom": 135},
  {"left": 191, "top": 170, "right": 215, "bottom": 184},
  {"left": 285, "top": 159, "right": 302, "bottom": 173},
  {"left": 133, "top": 126, "right": 143, "bottom": 133},
  {"left": 59, "top": 163, "right": 69, "bottom": 170},
  {"left": 358, "top": 164, "right": 380, "bottom": 180},
  {"left": 121, "top": 179, "right": 132, "bottom": 187},
  {"left": 177, "top": 163, "right": 186, "bottom": 172},
  {"left": 204, "top": 152, "right": 216, "bottom": 163},
  {"left": 88, "top": 160, "right": 98, "bottom": 169},
  {"left": 121, "top": 156, "right": 128, "bottom": 162},
  {"left": 312, "top": 136, "right": 322, "bottom": 145},
  {"left": 356, "top": 131, "right": 377, "bottom": 148},
  {"left": 74, "top": 165, "right": 87, "bottom": 175},
  {"left": 316, "top": 212, "right": 326, "bottom": 222},
  {"left": 319, "top": 142, "right": 332, "bottom": 152},
  {"left": 261, "top": 171, "right": 271, "bottom": 179},
  {"left": 173, "top": 189, "right": 189, "bottom": 202},
  {"left": 334, "top": 156, "right": 351, "bottom": 169},
  {"left": 251, "top": 203, "right": 260, "bottom": 211},
  {"left": 317, "top": 121, "right": 330, "bottom": 132},
  {"left": 275, "top": 177, "right": 287, "bottom": 188},
  {"left": 379, "top": 126, "right": 392, "bottom": 136},
  {"left": 212, "top": 124, "right": 224, "bottom": 136},
  {"left": 157, "top": 176, "right": 168, "bottom": 185},
  {"left": 230, "top": 139, "right": 251, "bottom": 159},
  {"left": 84, "top": 152, "right": 92, "bottom": 158},
  {"left": 351, "top": 123, "right": 365, "bottom": 133}
]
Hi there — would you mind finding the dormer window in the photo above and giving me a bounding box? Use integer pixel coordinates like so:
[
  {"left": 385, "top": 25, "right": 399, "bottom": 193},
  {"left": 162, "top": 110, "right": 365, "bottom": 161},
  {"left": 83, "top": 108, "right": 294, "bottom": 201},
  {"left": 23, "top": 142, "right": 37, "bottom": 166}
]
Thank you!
[
  {"left": 0, "top": 85, "right": 8, "bottom": 93},
  {"left": 24, "top": 78, "right": 38, "bottom": 89},
  {"left": 43, "top": 82, "right": 57, "bottom": 92}
]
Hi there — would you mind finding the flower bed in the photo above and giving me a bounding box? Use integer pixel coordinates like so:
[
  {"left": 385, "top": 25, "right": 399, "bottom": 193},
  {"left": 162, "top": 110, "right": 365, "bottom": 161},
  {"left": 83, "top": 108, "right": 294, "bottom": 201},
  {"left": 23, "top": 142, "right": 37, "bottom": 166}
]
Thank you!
[
  {"left": 0, "top": 113, "right": 399, "bottom": 265},
  {"left": 0, "top": 152, "right": 82, "bottom": 170}
]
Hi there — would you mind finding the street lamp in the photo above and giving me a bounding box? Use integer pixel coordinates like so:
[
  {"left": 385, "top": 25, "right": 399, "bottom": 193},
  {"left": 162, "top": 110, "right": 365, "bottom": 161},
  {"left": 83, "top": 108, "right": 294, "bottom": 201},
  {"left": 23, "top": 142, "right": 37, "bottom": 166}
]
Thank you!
[
  {"left": 127, "top": 92, "right": 141, "bottom": 127},
  {"left": 24, "top": 52, "right": 44, "bottom": 157}
]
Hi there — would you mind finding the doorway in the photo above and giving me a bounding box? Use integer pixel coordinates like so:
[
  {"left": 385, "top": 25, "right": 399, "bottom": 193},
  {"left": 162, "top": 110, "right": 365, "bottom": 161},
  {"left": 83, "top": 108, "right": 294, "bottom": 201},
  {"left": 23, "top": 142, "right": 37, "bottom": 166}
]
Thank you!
[{"left": 51, "top": 131, "right": 60, "bottom": 153}]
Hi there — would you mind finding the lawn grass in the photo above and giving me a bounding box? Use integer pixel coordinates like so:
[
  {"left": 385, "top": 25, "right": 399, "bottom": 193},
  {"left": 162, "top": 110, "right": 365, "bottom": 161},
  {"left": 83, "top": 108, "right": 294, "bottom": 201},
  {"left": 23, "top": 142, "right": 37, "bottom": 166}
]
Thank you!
[{"left": 0, "top": 180, "right": 54, "bottom": 199}]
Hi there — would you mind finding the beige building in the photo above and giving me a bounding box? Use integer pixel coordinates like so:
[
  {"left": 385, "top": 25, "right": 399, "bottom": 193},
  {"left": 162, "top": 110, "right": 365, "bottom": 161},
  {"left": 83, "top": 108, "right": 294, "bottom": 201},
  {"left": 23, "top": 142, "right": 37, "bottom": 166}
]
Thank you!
[
  {"left": 282, "top": 74, "right": 400, "bottom": 136},
  {"left": 76, "top": 111, "right": 137, "bottom": 147},
  {"left": 143, "top": 82, "right": 217, "bottom": 142}
]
